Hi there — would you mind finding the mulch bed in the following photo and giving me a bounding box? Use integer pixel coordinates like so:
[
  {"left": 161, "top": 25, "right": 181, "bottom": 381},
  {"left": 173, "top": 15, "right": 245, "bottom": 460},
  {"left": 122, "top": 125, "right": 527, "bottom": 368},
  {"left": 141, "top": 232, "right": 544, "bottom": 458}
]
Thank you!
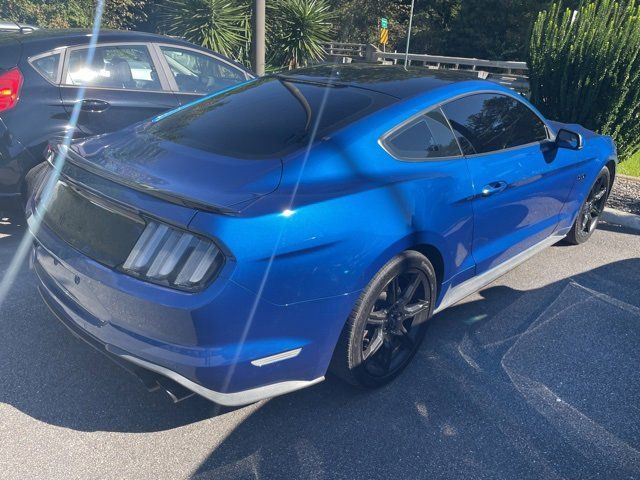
[{"left": 609, "top": 175, "right": 640, "bottom": 216}]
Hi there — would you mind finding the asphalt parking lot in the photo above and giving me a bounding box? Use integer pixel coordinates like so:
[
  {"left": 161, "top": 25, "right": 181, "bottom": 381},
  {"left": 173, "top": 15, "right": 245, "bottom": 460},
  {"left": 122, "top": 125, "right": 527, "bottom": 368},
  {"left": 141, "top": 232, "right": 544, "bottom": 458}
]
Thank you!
[{"left": 1, "top": 210, "right": 639, "bottom": 480}]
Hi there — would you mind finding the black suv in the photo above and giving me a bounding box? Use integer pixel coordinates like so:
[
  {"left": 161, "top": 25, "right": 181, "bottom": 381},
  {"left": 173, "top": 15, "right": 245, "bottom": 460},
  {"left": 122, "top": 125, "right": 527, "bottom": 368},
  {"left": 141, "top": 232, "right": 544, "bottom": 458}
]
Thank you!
[{"left": 0, "top": 29, "right": 253, "bottom": 207}]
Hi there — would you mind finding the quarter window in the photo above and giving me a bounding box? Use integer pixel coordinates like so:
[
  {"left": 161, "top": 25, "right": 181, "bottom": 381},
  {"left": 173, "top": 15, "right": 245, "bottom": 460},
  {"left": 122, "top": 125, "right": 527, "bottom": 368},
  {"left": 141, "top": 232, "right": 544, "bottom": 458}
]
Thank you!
[
  {"left": 385, "top": 109, "right": 462, "bottom": 159},
  {"left": 160, "top": 47, "right": 246, "bottom": 94},
  {"left": 65, "top": 45, "right": 161, "bottom": 91},
  {"left": 31, "top": 53, "right": 60, "bottom": 83},
  {"left": 441, "top": 93, "right": 547, "bottom": 155}
]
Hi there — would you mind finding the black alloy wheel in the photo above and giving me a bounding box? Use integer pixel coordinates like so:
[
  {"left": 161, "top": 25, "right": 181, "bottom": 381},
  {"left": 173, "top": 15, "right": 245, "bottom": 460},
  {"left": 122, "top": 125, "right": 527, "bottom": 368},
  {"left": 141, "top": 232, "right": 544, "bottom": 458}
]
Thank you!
[
  {"left": 566, "top": 166, "right": 611, "bottom": 245},
  {"left": 361, "top": 269, "right": 430, "bottom": 379},
  {"left": 331, "top": 251, "right": 436, "bottom": 387}
]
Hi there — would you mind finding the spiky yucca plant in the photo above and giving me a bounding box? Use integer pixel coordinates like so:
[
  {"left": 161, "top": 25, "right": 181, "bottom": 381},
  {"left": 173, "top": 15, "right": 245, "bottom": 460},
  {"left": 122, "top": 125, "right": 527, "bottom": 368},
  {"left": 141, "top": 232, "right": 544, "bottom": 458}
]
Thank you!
[
  {"left": 269, "top": 0, "right": 334, "bottom": 69},
  {"left": 529, "top": 0, "right": 640, "bottom": 160},
  {"left": 160, "top": 0, "right": 250, "bottom": 60}
]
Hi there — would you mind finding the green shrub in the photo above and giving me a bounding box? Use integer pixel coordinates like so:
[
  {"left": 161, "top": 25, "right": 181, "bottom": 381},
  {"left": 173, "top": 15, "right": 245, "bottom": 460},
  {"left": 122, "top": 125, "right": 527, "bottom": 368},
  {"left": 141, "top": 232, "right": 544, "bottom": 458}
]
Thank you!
[{"left": 529, "top": 0, "right": 640, "bottom": 161}]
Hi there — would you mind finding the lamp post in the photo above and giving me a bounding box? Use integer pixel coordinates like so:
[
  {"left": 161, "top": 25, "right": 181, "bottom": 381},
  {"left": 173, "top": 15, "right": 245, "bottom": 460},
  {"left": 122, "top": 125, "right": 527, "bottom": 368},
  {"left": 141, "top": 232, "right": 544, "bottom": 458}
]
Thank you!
[
  {"left": 252, "top": 0, "right": 266, "bottom": 76},
  {"left": 404, "top": 0, "right": 415, "bottom": 69}
]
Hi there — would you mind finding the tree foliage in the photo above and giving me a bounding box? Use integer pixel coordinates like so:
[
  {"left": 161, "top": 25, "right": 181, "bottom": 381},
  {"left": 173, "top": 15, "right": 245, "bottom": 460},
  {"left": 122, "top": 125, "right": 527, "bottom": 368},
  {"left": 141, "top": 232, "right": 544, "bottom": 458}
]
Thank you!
[
  {"left": 327, "top": 0, "right": 410, "bottom": 49},
  {"left": 5, "top": 0, "right": 556, "bottom": 62},
  {"left": 159, "top": 0, "right": 250, "bottom": 60},
  {"left": 0, "top": 0, "right": 146, "bottom": 29},
  {"left": 158, "top": 0, "right": 333, "bottom": 69},
  {"left": 529, "top": 0, "right": 640, "bottom": 159},
  {"left": 422, "top": 0, "right": 550, "bottom": 59},
  {"left": 269, "top": 0, "right": 334, "bottom": 69},
  {"left": 328, "top": 0, "right": 555, "bottom": 60}
]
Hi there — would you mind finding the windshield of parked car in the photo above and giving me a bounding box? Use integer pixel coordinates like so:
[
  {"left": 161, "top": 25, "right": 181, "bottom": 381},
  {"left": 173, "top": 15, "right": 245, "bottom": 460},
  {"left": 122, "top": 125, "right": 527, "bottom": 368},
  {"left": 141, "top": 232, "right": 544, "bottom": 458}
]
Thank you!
[{"left": 145, "top": 76, "right": 396, "bottom": 159}]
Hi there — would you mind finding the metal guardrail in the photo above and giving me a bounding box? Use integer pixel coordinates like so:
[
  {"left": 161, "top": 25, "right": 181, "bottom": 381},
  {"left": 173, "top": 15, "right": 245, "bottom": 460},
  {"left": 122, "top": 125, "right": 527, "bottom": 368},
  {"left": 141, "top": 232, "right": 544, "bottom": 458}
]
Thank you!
[
  {"left": 377, "top": 50, "right": 530, "bottom": 94},
  {"left": 321, "top": 43, "right": 530, "bottom": 94},
  {"left": 375, "top": 51, "right": 528, "bottom": 74},
  {"left": 323, "top": 42, "right": 367, "bottom": 58}
]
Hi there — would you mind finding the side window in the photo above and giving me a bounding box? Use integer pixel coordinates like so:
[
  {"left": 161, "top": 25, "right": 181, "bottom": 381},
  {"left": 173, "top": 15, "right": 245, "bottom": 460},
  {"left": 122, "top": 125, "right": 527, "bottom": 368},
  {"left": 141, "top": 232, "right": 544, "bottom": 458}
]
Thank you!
[
  {"left": 65, "top": 45, "right": 161, "bottom": 91},
  {"left": 31, "top": 53, "right": 60, "bottom": 83},
  {"left": 160, "top": 47, "right": 246, "bottom": 94},
  {"left": 507, "top": 101, "right": 548, "bottom": 148},
  {"left": 441, "top": 93, "right": 548, "bottom": 155},
  {"left": 385, "top": 109, "right": 462, "bottom": 160}
]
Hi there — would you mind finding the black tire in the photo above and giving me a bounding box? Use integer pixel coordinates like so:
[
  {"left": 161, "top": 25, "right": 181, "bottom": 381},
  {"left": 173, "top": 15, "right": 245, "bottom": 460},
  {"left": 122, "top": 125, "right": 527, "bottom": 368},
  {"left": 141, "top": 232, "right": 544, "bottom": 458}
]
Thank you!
[
  {"left": 565, "top": 166, "right": 611, "bottom": 245},
  {"left": 330, "top": 250, "right": 436, "bottom": 388}
]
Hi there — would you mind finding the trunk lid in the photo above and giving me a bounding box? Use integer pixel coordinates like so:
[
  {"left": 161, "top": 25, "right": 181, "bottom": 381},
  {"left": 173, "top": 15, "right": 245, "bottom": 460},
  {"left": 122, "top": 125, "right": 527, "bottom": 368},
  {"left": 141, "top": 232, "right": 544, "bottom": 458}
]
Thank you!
[{"left": 66, "top": 124, "right": 283, "bottom": 212}]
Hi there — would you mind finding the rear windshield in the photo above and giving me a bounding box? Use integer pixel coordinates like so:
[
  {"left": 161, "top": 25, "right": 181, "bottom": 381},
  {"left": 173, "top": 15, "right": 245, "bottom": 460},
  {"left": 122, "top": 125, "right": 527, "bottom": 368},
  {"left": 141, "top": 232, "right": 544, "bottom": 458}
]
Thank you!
[{"left": 146, "top": 76, "right": 395, "bottom": 159}]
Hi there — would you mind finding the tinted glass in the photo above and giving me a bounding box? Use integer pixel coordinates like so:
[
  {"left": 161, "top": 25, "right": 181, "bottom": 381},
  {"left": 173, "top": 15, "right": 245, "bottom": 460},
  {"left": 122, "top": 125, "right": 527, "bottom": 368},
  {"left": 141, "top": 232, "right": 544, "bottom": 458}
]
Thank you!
[
  {"left": 161, "top": 47, "right": 246, "bottom": 94},
  {"left": 442, "top": 93, "right": 547, "bottom": 155},
  {"left": 65, "top": 45, "right": 161, "bottom": 91},
  {"left": 147, "top": 77, "right": 395, "bottom": 159},
  {"left": 386, "top": 108, "right": 461, "bottom": 159},
  {"left": 32, "top": 53, "right": 60, "bottom": 82},
  {"left": 508, "top": 102, "right": 549, "bottom": 148}
]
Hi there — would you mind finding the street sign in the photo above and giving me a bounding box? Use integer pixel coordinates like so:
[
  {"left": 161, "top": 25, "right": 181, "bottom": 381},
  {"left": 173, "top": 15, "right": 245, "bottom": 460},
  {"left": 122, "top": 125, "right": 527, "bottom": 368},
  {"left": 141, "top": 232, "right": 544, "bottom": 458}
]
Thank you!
[
  {"left": 380, "top": 28, "right": 389, "bottom": 45},
  {"left": 381, "top": 18, "right": 388, "bottom": 29}
]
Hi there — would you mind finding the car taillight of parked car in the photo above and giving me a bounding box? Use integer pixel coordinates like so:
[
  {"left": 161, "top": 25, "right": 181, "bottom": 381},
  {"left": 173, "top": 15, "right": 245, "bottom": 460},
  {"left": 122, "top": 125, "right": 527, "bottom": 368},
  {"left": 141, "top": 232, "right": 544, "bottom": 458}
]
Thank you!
[{"left": 0, "top": 67, "right": 23, "bottom": 112}]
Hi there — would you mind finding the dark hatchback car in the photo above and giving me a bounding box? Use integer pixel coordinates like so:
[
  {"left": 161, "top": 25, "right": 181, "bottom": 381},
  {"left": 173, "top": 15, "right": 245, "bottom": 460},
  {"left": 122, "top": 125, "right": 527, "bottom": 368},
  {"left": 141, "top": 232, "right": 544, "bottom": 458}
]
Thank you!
[{"left": 0, "top": 29, "right": 253, "bottom": 207}]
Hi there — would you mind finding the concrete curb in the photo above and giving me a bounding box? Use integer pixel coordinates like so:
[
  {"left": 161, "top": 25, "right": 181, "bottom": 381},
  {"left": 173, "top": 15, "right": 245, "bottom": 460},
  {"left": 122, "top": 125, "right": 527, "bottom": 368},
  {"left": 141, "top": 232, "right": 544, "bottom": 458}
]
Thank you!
[
  {"left": 617, "top": 173, "right": 640, "bottom": 183},
  {"left": 602, "top": 208, "right": 640, "bottom": 232}
]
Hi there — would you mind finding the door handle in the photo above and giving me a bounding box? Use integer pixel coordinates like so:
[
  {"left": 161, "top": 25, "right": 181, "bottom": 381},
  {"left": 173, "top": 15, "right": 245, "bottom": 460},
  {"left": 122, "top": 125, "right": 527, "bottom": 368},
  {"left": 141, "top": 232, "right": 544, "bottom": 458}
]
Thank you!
[
  {"left": 481, "top": 181, "right": 508, "bottom": 197},
  {"left": 81, "top": 99, "right": 110, "bottom": 112}
]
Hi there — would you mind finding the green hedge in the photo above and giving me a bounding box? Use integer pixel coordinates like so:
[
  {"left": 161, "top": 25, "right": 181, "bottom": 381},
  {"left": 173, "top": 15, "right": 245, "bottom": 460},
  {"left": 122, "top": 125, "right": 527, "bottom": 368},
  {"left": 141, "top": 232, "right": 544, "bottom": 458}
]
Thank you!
[{"left": 529, "top": 0, "right": 640, "bottom": 161}]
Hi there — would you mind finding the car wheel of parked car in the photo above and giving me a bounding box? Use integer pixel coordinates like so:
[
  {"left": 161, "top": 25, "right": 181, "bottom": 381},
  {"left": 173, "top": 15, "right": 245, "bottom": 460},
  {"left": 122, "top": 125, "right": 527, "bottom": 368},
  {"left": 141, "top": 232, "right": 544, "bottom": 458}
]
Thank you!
[
  {"left": 566, "top": 166, "right": 611, "bottom": 245},
  {"left": 330, "top": 251, "right": 436, "bottom": 387}
]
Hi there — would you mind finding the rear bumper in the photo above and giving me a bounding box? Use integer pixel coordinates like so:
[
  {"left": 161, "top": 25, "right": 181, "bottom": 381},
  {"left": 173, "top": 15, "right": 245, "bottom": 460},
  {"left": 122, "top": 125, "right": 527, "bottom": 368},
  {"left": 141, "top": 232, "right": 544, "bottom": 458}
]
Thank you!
[
  {"left": 32, "top": 241, "right": 327, "bottom": 406},
  {"left": 36, "top": 271, "right": 323, "bottom": 406}
]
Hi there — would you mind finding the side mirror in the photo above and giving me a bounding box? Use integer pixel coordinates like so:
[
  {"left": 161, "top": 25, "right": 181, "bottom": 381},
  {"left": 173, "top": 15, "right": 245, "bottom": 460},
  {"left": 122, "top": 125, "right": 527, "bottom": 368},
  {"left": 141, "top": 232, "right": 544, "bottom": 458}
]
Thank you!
[{"left": 556, "top": 128, "right": 583, "bottom": 150}]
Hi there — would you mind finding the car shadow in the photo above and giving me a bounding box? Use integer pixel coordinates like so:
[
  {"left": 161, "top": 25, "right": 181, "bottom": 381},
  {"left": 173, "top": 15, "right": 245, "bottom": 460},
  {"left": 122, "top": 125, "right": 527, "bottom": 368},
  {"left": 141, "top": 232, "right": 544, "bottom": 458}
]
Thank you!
[
  {"left": 1, "top": 219, "right": 640, "bottom": 478},
  {"left": 599, "top": 217, "right": 640, "bottom": 236}
]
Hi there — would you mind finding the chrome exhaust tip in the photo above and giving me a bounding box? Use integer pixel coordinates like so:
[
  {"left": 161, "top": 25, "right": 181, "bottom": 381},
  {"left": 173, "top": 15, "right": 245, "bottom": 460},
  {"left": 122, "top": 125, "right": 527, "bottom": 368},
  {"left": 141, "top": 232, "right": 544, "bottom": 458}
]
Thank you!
[{"left": 155, "top": 376, "right": 196, "bottom": 403}]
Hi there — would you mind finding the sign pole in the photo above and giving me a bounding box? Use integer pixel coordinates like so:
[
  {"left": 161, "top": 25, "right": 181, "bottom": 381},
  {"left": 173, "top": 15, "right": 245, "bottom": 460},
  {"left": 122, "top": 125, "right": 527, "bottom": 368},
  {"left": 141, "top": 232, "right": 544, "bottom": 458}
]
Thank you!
[{"left": 404, "top": 0, "right": 415, "bottom": 69}]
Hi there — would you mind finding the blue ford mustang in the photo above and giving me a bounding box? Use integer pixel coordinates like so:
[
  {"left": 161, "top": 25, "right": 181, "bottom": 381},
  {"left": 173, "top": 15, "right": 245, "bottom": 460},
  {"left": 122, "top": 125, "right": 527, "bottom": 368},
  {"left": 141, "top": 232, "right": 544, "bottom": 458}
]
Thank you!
[{"left": 27, "top": 65, "right": 617, "bottom": 405}]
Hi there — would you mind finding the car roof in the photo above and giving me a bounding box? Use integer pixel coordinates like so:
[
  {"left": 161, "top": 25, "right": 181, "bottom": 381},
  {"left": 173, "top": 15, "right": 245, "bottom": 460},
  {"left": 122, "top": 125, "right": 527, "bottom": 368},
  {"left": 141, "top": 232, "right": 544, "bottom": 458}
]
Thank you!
[
  {"left": 10, "top": 28, "right": 191, "bottom": 47},
  {"left": 285, "top": 63, "right": 493, "bottom": 100},
  {"left": 5, "top": 29, "right": 251, "bottom": 74}
]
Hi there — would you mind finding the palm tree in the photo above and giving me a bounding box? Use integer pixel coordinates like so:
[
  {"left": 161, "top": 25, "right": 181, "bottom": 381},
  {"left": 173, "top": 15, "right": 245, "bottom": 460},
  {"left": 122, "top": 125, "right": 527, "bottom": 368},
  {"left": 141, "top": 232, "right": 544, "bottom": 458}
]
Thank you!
[
  {"left": 160, "top": 0, "right": 250, "bottom": 60},
  {"left": 269, "top": 0, "right": 334, "bottom": 69}
]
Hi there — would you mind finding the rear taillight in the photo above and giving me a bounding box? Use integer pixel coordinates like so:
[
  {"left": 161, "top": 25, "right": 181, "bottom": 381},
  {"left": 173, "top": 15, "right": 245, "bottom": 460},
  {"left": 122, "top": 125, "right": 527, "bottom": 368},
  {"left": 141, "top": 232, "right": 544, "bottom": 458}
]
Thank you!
[
  {"left": 121, "top": 220, "right": 225, "bottom": 291},
  {"left": 0, "top": 67, "right": 23, "bottom": 112}
]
